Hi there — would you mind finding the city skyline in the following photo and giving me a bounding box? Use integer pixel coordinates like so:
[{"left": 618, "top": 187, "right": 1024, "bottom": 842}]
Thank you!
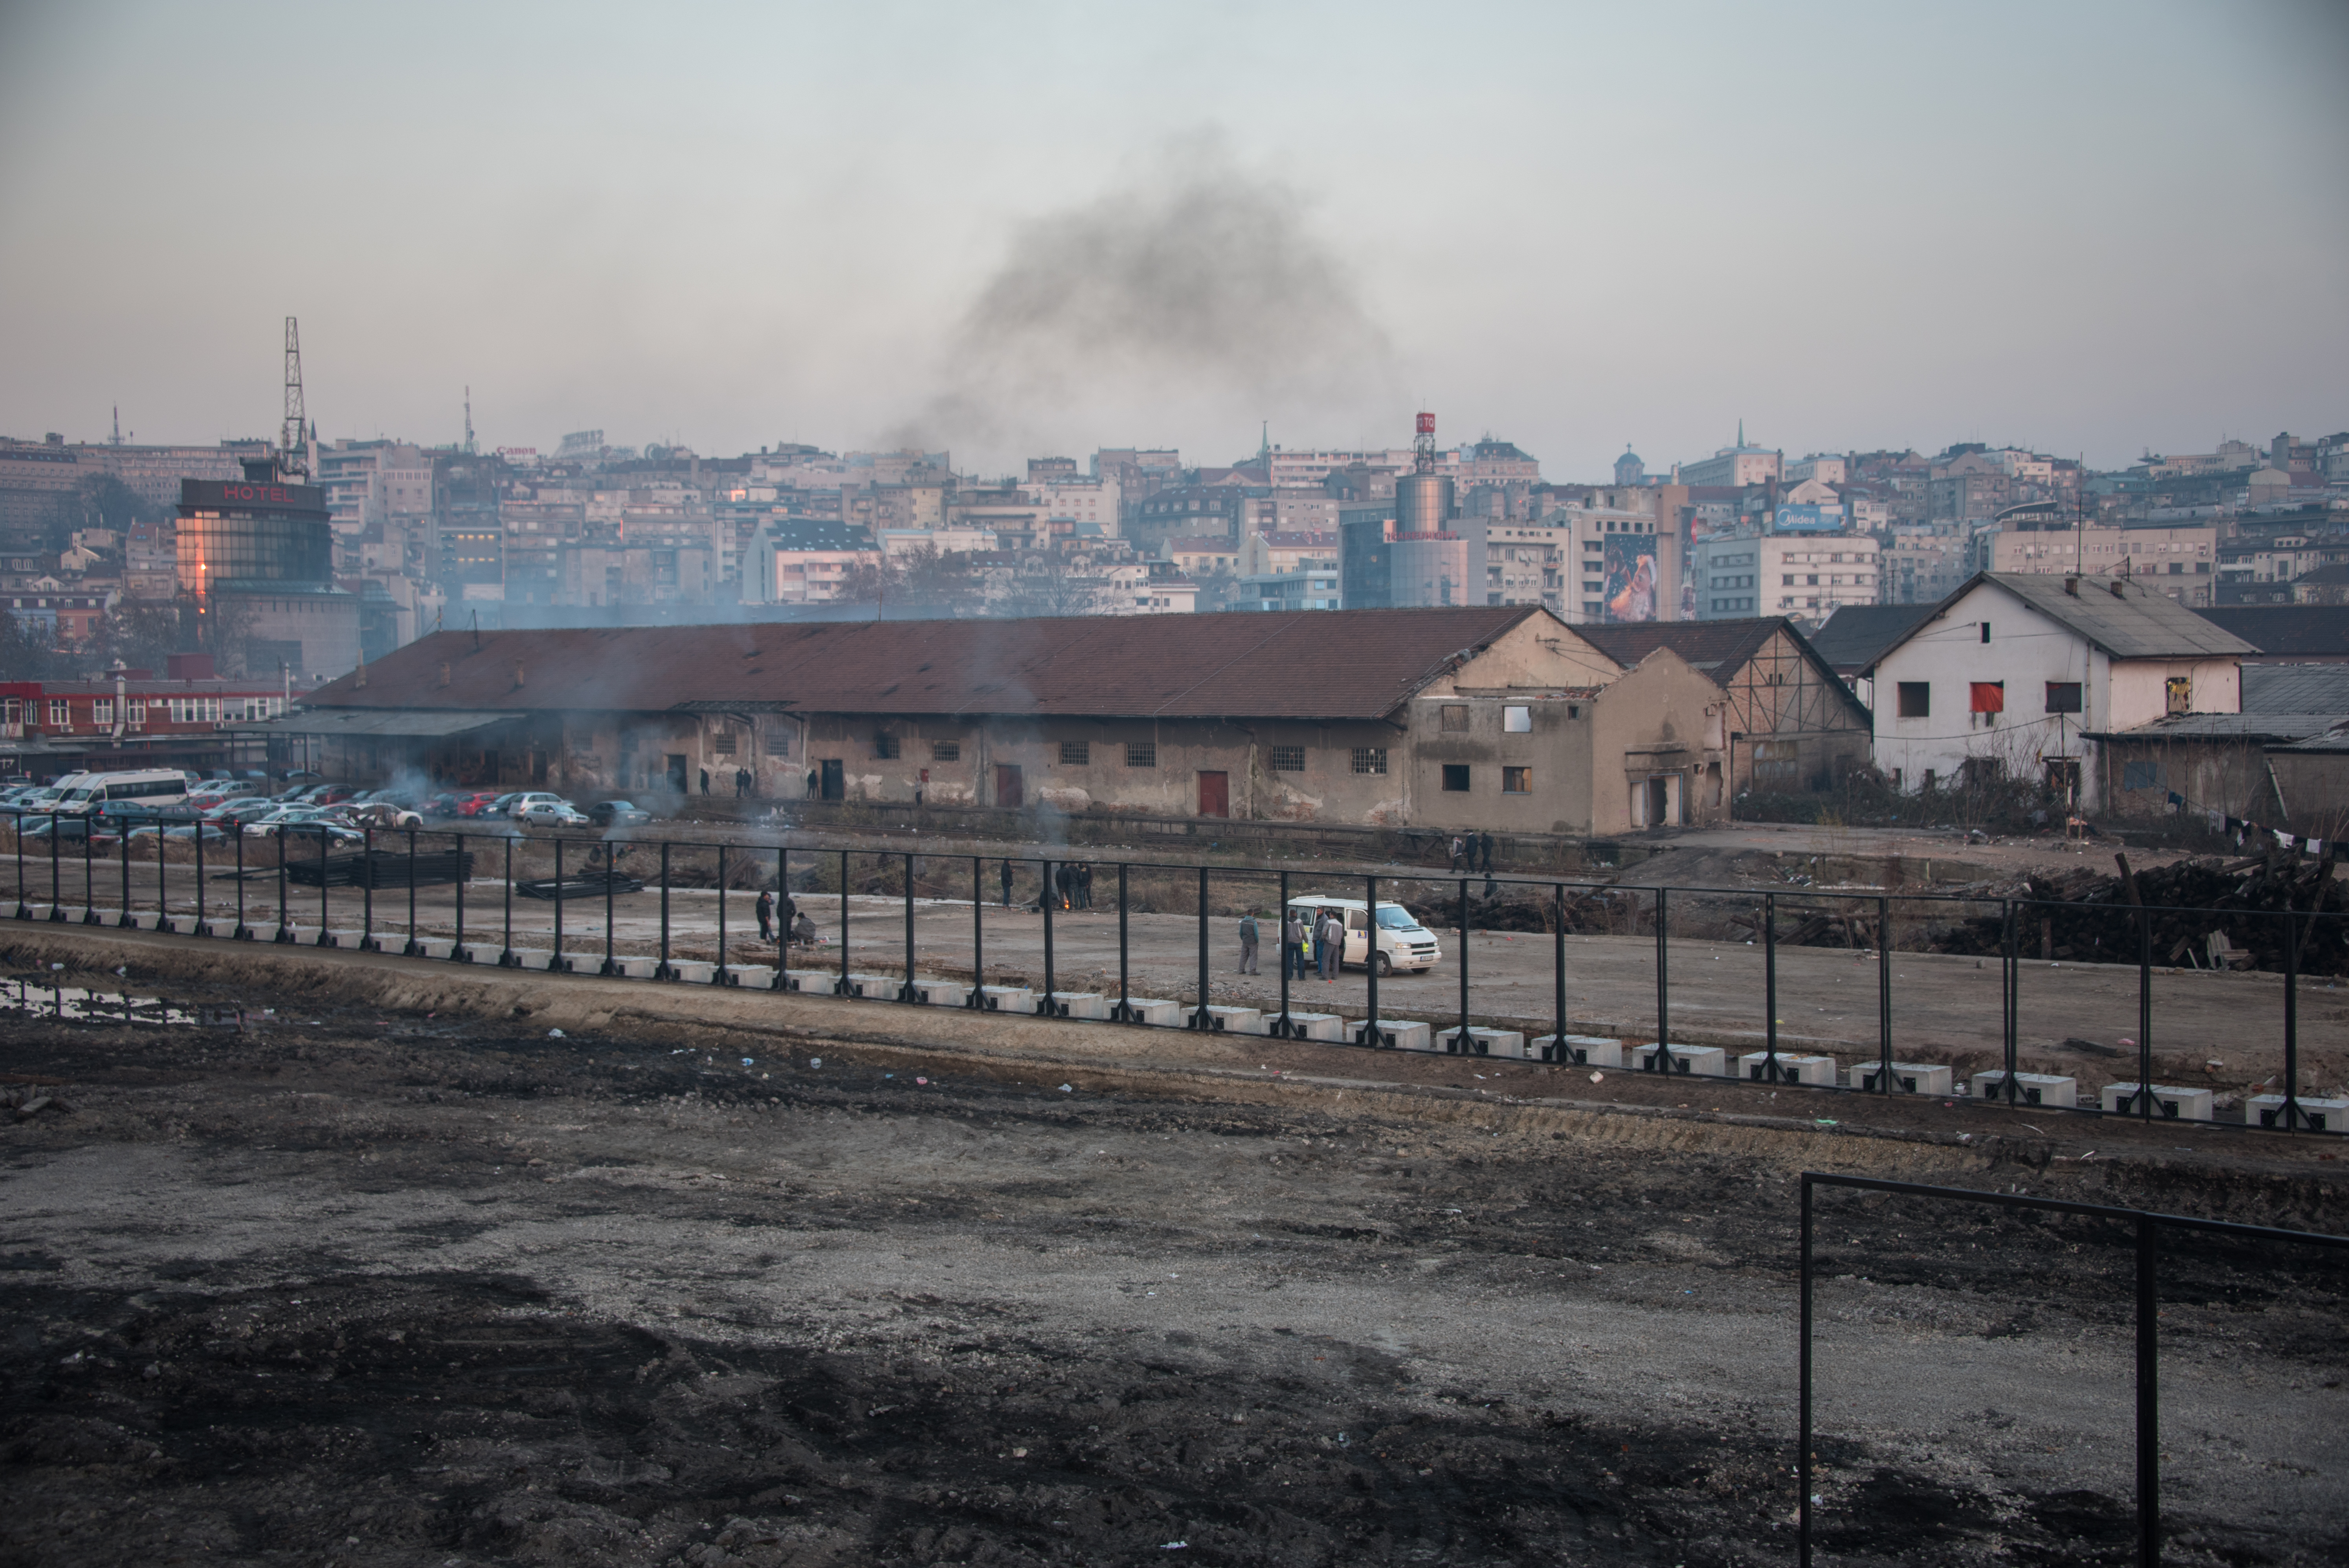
[{"left": 2, "top": 1, "right": 2345, "bottom": 477}]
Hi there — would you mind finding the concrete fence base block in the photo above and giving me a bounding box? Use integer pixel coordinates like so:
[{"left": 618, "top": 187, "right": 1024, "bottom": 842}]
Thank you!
[
  {"left": 600, "top": 956, "right": 660, "bottom": 979},
  {"left": 1632, "top": 1043, "right": 1730, "bottom": 1077},
  {"left": 1740, "top": 1051, "right": 1841, "bottom": 1087},
  {"left": 2247, "top": 1093, "right": 2347, "bottom": 1132},
  {"left": 1351, "top": 1018, "right": 1433, "bottom": 1051},
  {"left": 1044, "top": 991, "right": 1109, "bottom": 1020},
  {"left": 1265, "top": 1010, "right": 1345, "bottom": 1042},
  {"left": 1111, "top": 997, "right": 1182, "bottom": 1025},
  {"left": 842, "top": 972, "right": 905, "bottom": 999},
  {"left": 721, "top": 965, "right": 776, "bottom": 988},
  {"left": 779, "top": 969, "right": 836, "bottom": 993},
  {"left": 1534, "top": 1035, "right": 1623, "bottom": 1067},
  {"left": 124, "top": 911, "right": 165, "bottom": 932},
  {"left": 1852, "top": 1062, "right": 1955, "bottom": 1095},
  {"left": 977, "top": 985, "right": 1033, "bottom": 1012},
  {"left": 198, "top": 920, "right": 239, "bottom": 939},
  {"left": 906, "top": 980, "right": 966, "bottom": 1007},
  {"left": 1440, "top": 1026, "right": 1527, "bottom": 1059},
  {"left": 664, "top": 960, "right": 716, "bottom": 985},
  {"left": 1196, "top": 1004, "right": 1261, "bottom": 1033},
  {"left": 1968, "top": 1070, "right": 2077, "bottom": 1108},
  {"left": 2101, "top": 1082, "right": 2213, "bottom": 1121}
]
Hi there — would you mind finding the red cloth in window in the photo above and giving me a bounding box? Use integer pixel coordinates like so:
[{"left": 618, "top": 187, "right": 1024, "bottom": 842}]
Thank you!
[{"left": 1969, "top": 682, "right": 2005, "bottom": 713}]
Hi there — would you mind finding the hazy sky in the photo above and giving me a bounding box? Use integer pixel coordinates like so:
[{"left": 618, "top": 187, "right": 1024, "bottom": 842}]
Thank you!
[{"left": 2, "top": 0, "right": 2344, "bottom": 480}]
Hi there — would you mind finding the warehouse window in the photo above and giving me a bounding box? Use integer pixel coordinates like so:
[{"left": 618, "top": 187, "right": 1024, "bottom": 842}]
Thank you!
[
  {"left": 1502, "top": 766, "right": 1531, "bottom": 794},
  {"left": 875, "top": 735, "right": 900, "bottom": 759},
  {"left": 1503, "top": 705, "right": 1531, "bottom": 732},
  {"left": 1126, "top": 741, "right": 1155, "bottom": 767},
  {"left": 2165, "top": 676, "right": 2192, "bottom": 715},
  {"left": 2044, "top": 682, "right": 2083, "bottom": 715},
  {"left": 1442, "top": 764, "right": 1471, "bottom": 792},
  {"left": 1896, "top": 682, "right": 1930, "bottom": 719},
  {"left": 1351, "top": 747, "right": 1386, "bottom": 775},
  {"left": 1268, "top": 745, "right": 1305, "bottom": 772},
  {"left": 1440, "top": 704, "right": 1469, "bottom": 731},
  {"left": 931, "top": 740, "right": 959, "bottom": 762},
  {"left": 1059, "top": 741, "right": 1089, "bottom": 765},
  {"left": 713, "top": 728, "right": 737, "bottom": 756},
  {"left": 2123, "top": 761, "right": 2163, "bottom": 791}
]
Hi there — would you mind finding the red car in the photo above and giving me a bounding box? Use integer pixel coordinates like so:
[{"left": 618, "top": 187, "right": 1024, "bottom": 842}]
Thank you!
[{"left": 454, "top": 790, "right": 501, "bottom": 817}]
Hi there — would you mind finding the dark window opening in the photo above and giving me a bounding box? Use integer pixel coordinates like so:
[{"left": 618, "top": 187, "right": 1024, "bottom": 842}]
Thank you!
[
  {"left": 1897, "top": 682, "right": 1930, "bottom": 718},
  {"left": 1441, "top": 764, "right": 1471, "bottom": 792}
]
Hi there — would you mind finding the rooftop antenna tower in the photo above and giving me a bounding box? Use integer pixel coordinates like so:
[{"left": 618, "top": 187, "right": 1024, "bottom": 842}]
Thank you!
[
  {"left": 109, "top": 406, "right": 124, "bottom": 446},
  {"left": 463, "top": 385, "right": 476, "bottom": 455},
  {"left": 1413, "top": 411, "right": 1436, "bottom": 474},
  {"left": 279, "top": 317, "right": 308, "bottom": 481}
]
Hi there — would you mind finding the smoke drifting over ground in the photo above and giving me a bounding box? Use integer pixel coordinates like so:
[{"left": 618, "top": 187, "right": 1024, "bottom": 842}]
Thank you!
[{"left": 896, "top": 138, "right": 1397, "bottom": 461}]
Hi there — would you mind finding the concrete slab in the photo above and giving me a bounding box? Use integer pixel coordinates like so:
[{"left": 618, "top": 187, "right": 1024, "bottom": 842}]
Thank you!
[
  {"left": 1352, "top": 1019, "right": 1433, "bottom": 1051},
  {"left": 2100, "top": 1082, "right": 2213, "bottom": 1121},
  {"left": 1968, "top": 1070, "right": 2077, "bottom": 1109},
  {"left": 1045, "top": 991, "right": 1110, "bottom": 1020},
  {"left": 905, "top": 979, "right": 967, "bottom": 1007},
  {"left": 1533, "top": 1034, "right": 1623, "bottom": 1067},
  {"left": 1197, "top": 1004, "right": 1262, "bottom": 1033},
  {"left": 842, "top": 972, "right": 908, "bottom": 999},
  {"left": 602, "top": 955, "right": 662, "bottom": 979},
  {"left": 666, "top": 960, "right": 717, "bottom": 985},
  {"left": 1852, "top": 1062, "right": 1955, "bottom": 1095},
  {"left": 1110, "top": 997, "right": 1183, "bottom": 1025},
  {"left": 2246, "top": 1093, "right": 2346, "bottom": 1132},
  {"left": 1739, "top": 1051, "right": 1840, "bottom": 1087},
  {"left": 1632, "top": 1043, "right": 1730, "bottom": 1077},
  {"left": 1264, "top": 1010, "right": 1346, "bottom": 1042},
  {"left": 977, "top": 985, "right": 1033, "bottom": 1012},
  {"left": 1439, "top": 1026, "right": 1526, "bottom": 1059},
  {"left": 782, "top": 968, "right": 843, "bottom": 993},
  {"left": 722, "top": 965, "right": 776, "bottom": 989}
]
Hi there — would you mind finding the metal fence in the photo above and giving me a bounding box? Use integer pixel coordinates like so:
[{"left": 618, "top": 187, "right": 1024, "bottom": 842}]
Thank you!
[
  {"left": 3, "top": 814, "right": 2342, "bottom": 1135},
  {"left": 1799, "top": 1174, "right": 2349, "bottom": 1568}
]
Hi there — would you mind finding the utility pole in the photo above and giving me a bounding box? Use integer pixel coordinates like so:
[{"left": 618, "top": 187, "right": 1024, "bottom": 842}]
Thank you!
[
  {"left": 279, "top": 317, "right": 309, "bottom": 481},
  {"left": 464, "top": 386, "right": 476, "bottom": 455}
]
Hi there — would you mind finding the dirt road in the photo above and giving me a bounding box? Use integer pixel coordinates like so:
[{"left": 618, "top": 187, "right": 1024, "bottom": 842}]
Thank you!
[{"left": 2, "top": 930, "right": 2345, "bottom": 1566}]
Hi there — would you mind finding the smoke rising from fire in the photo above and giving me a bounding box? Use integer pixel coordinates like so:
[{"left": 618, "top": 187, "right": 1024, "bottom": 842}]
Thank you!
[{"left": 892, "top": 136, "right": 1398, "bottom": 461}]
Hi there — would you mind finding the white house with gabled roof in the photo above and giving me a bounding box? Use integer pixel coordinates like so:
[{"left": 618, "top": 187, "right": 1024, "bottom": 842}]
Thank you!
[{"left": 1860, "top": 572, "right": 2254, "bottom": 808}]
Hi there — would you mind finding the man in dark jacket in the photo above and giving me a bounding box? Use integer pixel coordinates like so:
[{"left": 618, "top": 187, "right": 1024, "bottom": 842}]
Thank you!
[
  {"left": 755, "top": 889, "right": 776, "bottom": 941},
  {"left": 999, "top": 860, "right": 1014, "bottom": 907},
  {"left": 699, "top": 767, "right": 710, "bottom": 796},
  {"left": 1075, "top": 862, "right": 1093, "bottom": 909},
  {"left": 1237, "top": 911, "right": 1260, "bottom": 974},
  {"left": 1479, "top": 831, "right": 1496, "bottom": 873}
]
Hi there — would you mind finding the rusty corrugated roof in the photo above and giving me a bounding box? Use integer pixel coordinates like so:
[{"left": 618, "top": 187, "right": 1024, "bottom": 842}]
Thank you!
[{"left": 306, "top": 606, "right": 1547, "bottom": 721}]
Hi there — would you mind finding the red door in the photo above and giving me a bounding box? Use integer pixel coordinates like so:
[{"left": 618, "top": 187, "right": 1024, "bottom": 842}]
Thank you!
[
  {"left": 994, "top": 764, "right": 1024, "bottom": 808},
  {"left": 1198, "top": 770, "right": 1229, "bottom": 818}
]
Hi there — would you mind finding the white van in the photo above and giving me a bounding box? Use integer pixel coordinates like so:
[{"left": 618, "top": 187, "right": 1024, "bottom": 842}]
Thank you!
[
  {"left": 1285, "top": 896, "right": 1442, "bottom": 976},
  {"left": 50, "top": 769, "right": 193, "bottom": 816}
]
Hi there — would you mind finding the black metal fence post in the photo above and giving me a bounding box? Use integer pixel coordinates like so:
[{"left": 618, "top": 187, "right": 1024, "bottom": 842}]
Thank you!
[
  {"left": 1876, "top": 895, "right": 1892, "bottom": 1093},
  {"left": 966, "top": 855, "right": 983, "bottom": 1006},
  {"left": 1798, "top": 1174, "right": 1814, "bottom": 1568},
  {"left": 1272, "top": 867, "right": 1289, "bottom": 1035},
  {"left": 2282, "top": 906, "right": 2301, "bottom": 1129},
  {"left": 901, "top": 851, "right": 916, "bottom": 1001},
  {"left": 2135, "top": 1214, "right": 2159, "bottom": 1568},
  {"left": 273, "top": 831, "right": 292, "bottom": 943},
  {"left": 1364, "top": 874, "right": 1379, "bottom": 1039},
  {"left": 402, "top": 828, "right": 421, "bottom": 955},
  {"left": 1115, "top": 862, "right": 1134, "bottom": 1021},
  {"left": 116, "top": 825, "right": 132, "bottom": 926},
  {"left": 10, "top": 810, "right": 26, "bottom": 919},
  {"left": 193, "top": 821, "right": 205, "bottom": 934},
  {"left": 451, "top": 831, "right": 467, "bottom": 961},
  {"left": 837, "top": 848, "right": 850, "bottom": 993},
  {"left": 48, "top": 821, "right": 61, "bottom": 921},
  {"left": 2003, "top": 900, "right": 2019, "bottom": 1106},
  {"left": 314, "top": 828, "right": 330, "bottom": 945},
  {"left": 1553, "top": 882, "right": 1566, "bottom": 1048},
  {"left": 2137, "top": 898, "right": 2153, "bottom": 1122},
  {"left": 771, "top": 845, "right": 789, "bottom": 989},
  {"left": 233, "top": 828, "right": 250, "bottom": 939},
  {"left": 552, "top": 838, "right": 568, "bottom": 971},
  {"left": 1764, "top": 892, "right": 1778, "bottom": 1077},
  {"left": 601, "top": 839, "right": 618, "bottom": 976},
  {"left": 1041, "top": 856, "right": 1057, "bottom": 1015},
  {"left": 1456, "top": 877, "right": 1470, "bottom": 1053},
  {"left": 1190, "top": 866, "right": 1209, "bottom": 1029},
  {"left": 713, "top": 843, "right": 729, "bottom": 983},
  {"left": 1653, "top": 885, "right": 1669, "bottom": 1050},
  {"left": 651, "top": 840, "right": 670, "bottom": 978},
  {"left": 152, "top": 822, "right": 166, "bottom": 927},
  {"left": 361, "top": 827, "right": 375, "bottom": 950},
  {"left": 81, "top": 823, "right": 98, "bottom": 924},
  {"left": 501, "top": 837, "right": 520, "bottom": 967}
]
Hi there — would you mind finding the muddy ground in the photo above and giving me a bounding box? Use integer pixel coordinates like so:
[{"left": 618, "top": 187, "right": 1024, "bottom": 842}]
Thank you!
[{"left": 2, "top": 940, "right": 2346, "bottom": 1568}]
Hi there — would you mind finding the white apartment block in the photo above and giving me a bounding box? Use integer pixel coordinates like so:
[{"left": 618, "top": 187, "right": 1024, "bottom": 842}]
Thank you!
[
  {"left": 1783, "top": 454, "right": 1848, "bottom": 486},
  {"left": 1985, "top": 523, "right": 2216, "bottom": 607},
  {"left": 1022, "top": 475, "right": 1120, "bottom": 530},
  {"left": 1694, "top": 532, "right": 1879, "bottom": 627}
]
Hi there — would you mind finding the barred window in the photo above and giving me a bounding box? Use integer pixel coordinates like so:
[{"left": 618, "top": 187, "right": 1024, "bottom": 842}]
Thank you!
[
  {"left": 875, "top": 735, "right": 900, "bottom": 759},
  {"left": 1059, "top": 741, "right": 1089, "bottom": 765},
  {"left": 1267, "top": 745, "right": 1305, "bottom": 772},
  {"left": 932, "top": 740, "right": 960, "bottom": 761},
  {"left": 1126, "top": 740, "right": 1155, "bottom": 767},
  {"left": 1351, "top": 746, "right": 1387, "bottom": 776},
  {"left": 713, "top": 728, "right": 738, "bottom": 756},
  {"left": 763, "top": 728, "right": 791, "bottom": 757}
]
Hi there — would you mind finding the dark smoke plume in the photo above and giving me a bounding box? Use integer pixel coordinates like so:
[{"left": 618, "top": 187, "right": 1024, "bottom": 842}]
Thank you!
[{"left": 894, "top": 136, "right": 1395, "bottom": 455}]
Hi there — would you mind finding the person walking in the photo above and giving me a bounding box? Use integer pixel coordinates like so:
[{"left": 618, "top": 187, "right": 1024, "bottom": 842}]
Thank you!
[
  {"left": 1075, "top": 862, "right": 1093, "bottom": 910},
  {"left": 999, "top": 859, "right": 1014, "bottom": 908},
  {"left": 1317, "top": 910, "right": 1344, "bottom": 981},
  {"left": 1479, "top": 831, "right": 1496, "bottom": 873},
  {"left": 1283, "top": 908, "right": 1308, "bottom": 979},
  {"left": 1449, "top": 834, "right": 1466, "bottom": 872},
  {"left": 1237, "top": 910, "right": 1260, "bottom": 975},
  {"left": 755, "top": 889, "right": 775, "bottom": 942},
  {"left": 699, "top": 767, "right": 711, "bottom": 796},
  {"left": 805, "top": 767, "right": 818, "bottom": 799}
]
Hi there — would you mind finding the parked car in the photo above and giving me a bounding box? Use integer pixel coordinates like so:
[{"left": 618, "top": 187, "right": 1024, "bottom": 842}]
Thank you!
[
  {"left": 342, "top": 801, "right": 424, "bottom": 831},
  {"left": 588, "top": 799, "right": 653, "bottom": 827},
  {"left": 453, "top": 790, "right": 501, "bottom": 817},
  {"left": 477, "top": 792, "right": 530, "bottom": 818},
  {"left": 243, "top": 807, "right": 315, "bottom": 837},
  {"left": 517, "top": 797, "right": 589, "bottom": 827},
  {"left": 162, "top": 823, "right": 233, "bottom": 845}
]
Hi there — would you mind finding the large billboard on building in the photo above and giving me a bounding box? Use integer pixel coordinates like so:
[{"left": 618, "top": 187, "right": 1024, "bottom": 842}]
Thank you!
[
  {"left": 1772, "top": 503, "right": 1842, "bottom": 533},
  {"left": 1602, "top": 534, "right": 1659, "bottom": 622}
]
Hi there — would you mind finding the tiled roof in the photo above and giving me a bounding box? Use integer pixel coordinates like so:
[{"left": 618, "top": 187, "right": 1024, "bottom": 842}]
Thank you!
[
  {"left": 2195, "top": 605, "right": 2349, "bottom": 656},
  {"left": 1809, "top": 603, "right": 1938, "bottom": 673},
  {"left": 2242, "top": 663, "right": 2349, "bottom": 713},
  {"left": 1868, "top": 574, "right": 2256, "bottom": 671},
  {"left": 302, "top": 606, "right": 1549, "bottom": 722},
  {"left": 1571, "top": 619, "right": 1785, "bottom": 676}
]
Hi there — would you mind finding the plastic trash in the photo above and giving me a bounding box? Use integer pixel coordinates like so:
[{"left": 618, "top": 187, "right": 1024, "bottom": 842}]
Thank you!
[
  {"left": 809, "top": 1057, "right": 822, "bottom": 1069},
  {"left": 1059, "top": 1083, "right": 1074, "bottom": 1093},
  {"left": 1589, "top": 1071, "right": 1604, "bottom": 1083},
  {"left": 741, "top": 1057, "right": 755, "bottom": 1066},
  {"left": 547, "top": 1029, "right": 565, "bottom": 1038}
]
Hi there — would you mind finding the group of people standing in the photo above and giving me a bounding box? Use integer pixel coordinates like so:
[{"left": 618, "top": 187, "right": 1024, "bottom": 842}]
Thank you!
[
  {"left": 754, "top": 888, "right": 817, "bottom": 948},
  {"left": 1235, "top": 906, "right": 1349, "bottom": 981},
  {"left": 1449, "top": 831, "right": 1497, "bottom": 873},
  {"left": 1051, "top": 862, "right": 1097, "bottom": 910}
]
